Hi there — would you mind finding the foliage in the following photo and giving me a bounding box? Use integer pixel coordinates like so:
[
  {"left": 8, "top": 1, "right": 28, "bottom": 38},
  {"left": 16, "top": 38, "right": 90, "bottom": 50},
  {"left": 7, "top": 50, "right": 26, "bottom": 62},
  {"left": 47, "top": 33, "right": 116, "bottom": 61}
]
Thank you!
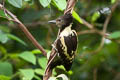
[{"left": 0, "top": 0, "right": 120, "bottom": 80}]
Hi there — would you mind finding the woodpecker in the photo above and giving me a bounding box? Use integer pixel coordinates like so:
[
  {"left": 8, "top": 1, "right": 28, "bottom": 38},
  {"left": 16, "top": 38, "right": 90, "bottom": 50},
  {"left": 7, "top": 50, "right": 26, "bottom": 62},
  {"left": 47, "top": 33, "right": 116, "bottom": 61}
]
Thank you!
[{"left": 48, "top": 13, "right": 77, "bottom": 71}]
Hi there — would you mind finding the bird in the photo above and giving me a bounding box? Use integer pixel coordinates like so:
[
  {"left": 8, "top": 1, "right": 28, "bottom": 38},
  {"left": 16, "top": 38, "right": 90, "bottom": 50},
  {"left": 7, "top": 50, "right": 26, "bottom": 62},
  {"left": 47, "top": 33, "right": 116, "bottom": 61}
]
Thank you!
[{"left": 44, "top": 13, "right": 77, "bottom": 80}]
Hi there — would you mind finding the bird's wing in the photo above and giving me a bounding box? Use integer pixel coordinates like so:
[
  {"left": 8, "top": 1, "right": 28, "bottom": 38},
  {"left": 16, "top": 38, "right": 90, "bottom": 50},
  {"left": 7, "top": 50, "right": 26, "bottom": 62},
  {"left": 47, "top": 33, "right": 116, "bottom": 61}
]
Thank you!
[{"left": 56, "top": 30, "right": 77, "bottom": 71}]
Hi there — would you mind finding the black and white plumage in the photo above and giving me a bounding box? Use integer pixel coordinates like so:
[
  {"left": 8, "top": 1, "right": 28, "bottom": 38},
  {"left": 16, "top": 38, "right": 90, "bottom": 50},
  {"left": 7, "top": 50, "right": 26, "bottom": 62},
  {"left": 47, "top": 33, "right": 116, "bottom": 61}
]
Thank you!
[
  {"left": 56, "top": 29, "right": 77, "bottom": 71},
  {"left": 46, "top": 13, "right": 77, "bottom": 73}
]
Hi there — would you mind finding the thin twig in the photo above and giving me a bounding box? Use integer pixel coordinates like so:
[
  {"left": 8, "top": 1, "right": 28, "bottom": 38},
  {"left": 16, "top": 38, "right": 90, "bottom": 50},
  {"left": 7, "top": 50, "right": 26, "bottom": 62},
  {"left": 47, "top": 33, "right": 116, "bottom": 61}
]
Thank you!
[
  {"left": 80, "top": 17, "right": 94, "bottom": 29},
  {"left": 93, "top": 0, "right": 119, "bottom": 53},
  {"left": 0, "top": 4, "right": 47, "bottom": 56},
  {"left": 93, "top": 68, "right": 97, "bottom": 80},
  {"left": 77, "top": 29, "right": 104, "bottom": 36}
]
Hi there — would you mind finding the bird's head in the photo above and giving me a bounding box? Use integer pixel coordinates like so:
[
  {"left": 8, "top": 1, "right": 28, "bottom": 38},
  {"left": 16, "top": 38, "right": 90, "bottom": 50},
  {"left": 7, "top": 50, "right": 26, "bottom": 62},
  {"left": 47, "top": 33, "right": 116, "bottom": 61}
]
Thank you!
[{"left": 48, "top": 13, "right": 73, "bottom": 28}]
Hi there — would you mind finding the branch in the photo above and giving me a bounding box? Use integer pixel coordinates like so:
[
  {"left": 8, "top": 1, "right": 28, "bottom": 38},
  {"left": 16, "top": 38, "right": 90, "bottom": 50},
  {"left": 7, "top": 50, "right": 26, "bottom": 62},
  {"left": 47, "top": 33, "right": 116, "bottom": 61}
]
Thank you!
[
  {"left": 64, "top": 0, "right": 77, "bottom": 14},
  {"left": 80, "top": 17, "right": 94, "bottom": 29},
  {"left": 0, "top": 4, "right": 47, "bottom": 56},
  {"left": 93, "top": 68, "right": 97, "bottom": 80},
  {"left": 77, "top": 29, "right": 104, "bottom": 36},
  {"left": 94, "top": 0, "right": 120, "bottom": 53}
]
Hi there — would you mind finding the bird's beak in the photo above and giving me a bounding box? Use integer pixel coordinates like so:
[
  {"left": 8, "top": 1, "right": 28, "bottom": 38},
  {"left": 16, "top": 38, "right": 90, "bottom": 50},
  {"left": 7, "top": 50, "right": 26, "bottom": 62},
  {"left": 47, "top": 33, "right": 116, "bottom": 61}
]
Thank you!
[{"left": 48, "top": 20, "right": 56, "bottom": 24}]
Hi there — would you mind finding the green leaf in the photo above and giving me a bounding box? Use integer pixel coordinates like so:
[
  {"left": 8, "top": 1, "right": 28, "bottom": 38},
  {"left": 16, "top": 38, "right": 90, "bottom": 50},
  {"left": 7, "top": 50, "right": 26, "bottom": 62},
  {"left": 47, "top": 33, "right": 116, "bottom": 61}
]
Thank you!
[
  {"left": 111, "top": 0, "right": 116, "bottom": 4},
  {"left": 34, "top": 75, "right": 42, "bottom": 80},
  {"left": 9, "top": 53, "right": 18, "bottom": 59},
  {"left": 0, "top": 10, "right": 6, "bottom": 18},
  {"left": 19, "top": 51, "right": 36, "bottom": 65},
  {"left": 108, "top": 31, "right": 120, "bottom": 39},
  {"left": 67, "top": 70, "right": 73, "bottom": 75},
  {"left": 53, "top": 69, "right": 57, "bottom": 75},
  {"left": 19, "top": 69, "right": 34, "bottom": 80},
  {"left": 56, "top": 65, "right": 65, "bottom": 71},
  {"left": 7, "top": 34, "right": 27, "bottom": 46},
  {"left": 0, "top": 45, "right": 7, "bottom": 54},
  {"left": 8, "top": 0, "right": 22, "bottom": 8},
  {"left": 38, "top": 57, "right": 47, "bottom": 69},
  {"left": 91, "top": 12, "right": 100, "bottom": 22},
  {"left": 72, "top": 11, "right": 83, "bottom": 24},
  {"left": 39, "top": 0, "right": 51, "bottom": 7},
  {"left": 34, "top": 69, "right": 44, "bottom": 76},
  {"left": 0, "top": 62, "right": 13, "bottom": 76},
  {"left": 21, "top": 9, "right": 43, "bottom": 23},
  {"left": 0, "top": 75, "right": 11, "bottom": 80},
  {"left": 53, "top": 0, "right": 67, "bottom": 11},
  {"left": 31, "top": 49, "right": 41, "bottom": 54},
  {"left": 0, "top": 25, "right": 10, "bottom": 33},
  {"left": 0, "top": 31, "right": 8, "bottom": 44}
]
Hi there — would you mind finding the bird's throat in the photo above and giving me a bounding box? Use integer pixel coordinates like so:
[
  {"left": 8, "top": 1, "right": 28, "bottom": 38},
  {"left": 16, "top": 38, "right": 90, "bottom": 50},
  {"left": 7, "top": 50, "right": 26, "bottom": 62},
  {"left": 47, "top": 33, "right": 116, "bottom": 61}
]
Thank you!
[{"left": 59, "top": 25, "right": 72, "bottom": 37}]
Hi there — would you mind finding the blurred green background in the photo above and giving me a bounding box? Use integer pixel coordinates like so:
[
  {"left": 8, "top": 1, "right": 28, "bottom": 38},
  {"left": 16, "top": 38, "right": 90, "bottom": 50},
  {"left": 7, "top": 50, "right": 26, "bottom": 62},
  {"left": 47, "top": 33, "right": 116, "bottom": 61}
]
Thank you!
[{"left": 0, "top": 0, "right": 120, "bottom": 80}]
